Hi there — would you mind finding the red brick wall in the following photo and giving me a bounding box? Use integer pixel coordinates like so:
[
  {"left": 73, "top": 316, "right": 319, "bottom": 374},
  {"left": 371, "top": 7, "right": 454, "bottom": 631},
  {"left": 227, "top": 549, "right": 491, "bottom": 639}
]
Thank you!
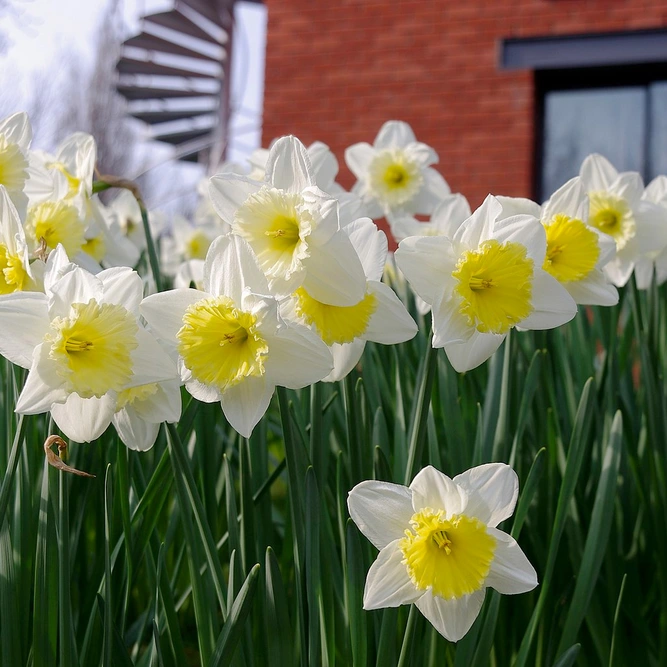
[{"left": 261, "top": 1, "right": 667, "bottom": 224}]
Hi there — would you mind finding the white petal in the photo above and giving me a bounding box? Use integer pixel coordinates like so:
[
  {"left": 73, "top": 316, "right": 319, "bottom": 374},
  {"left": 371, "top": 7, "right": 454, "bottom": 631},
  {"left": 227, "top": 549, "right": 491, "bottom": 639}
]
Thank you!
[
  {"left": 347, "top": 480, "right": 415, "bottom": 550},
  {"left": 634, "top": 258, "right": 654, "bottom": 291},
  {"left": 345, "top": 217, "right": 388, "bottom": 282},
  {"left": 220, "top": 374, "right": 275, "bottom": 438},
  {"left": 410, "top": 168, "right": 451, "bottom": 215},
  {"left": 266, "top": 136, "right": 315, "bottom": 193},
  {"left": 301, "top": 231, "right": 366, "bottom": 306},
  {"left": 493, "top": 214, "right": 546, "bottom": 266},
  {"left": 184, "top": 375, "right": 222, "bottom": 403},
  {"left": 50, "top": 393, "right": 116, "bottom": 443},
  {"left": 611, "top": 172, "right": 644, "bottom": 207},
  {"left": 519, "top": 271, "right": 577, "bottom": 330},
  {"left": 0, "top": 292, "right": 50, "bottom": 368},
  {"left": 15, "top": 343, "right": 68, "bottom": 413},
  {"left": 454, "top": 195, "right": 502, "bottom": 250},
  {"left": 129, "top": 328, "right": 179, "bottom": 387},
  {"left": 541, "top": 177, "right": 585, "bottom": 222},
  {"left": 48, "top": 267, "right": 102, "bottom": 319},
  {"left": 404, "top": 141, "right": 438, "bottom": 168},
  {"left": 495, "top": 196, "right": 541, "bottom": 221},
  {"left": 409, "top": 465, "right": 467, "bottom": 515},
  {"left": 345, "top": 143, "right": 375, "bottom": 180},
  {"left": 56, "top": 133, "right": 96, "bottom": 187},
  {"left": 603, "top": 253, "right": 635, "bottom": 287},
  {"left": 486, "top": 528, "right": 538, "bottom": 594},
  {"left": 263, "top": 322, "right": 333, "bottom": 388},
  {"left": 365, "top": 281, "right": 418, "bottom": 344},
  {"left": 308, "top": 141, "right": 339, "bottom": 191},
  {"left": 415, "top": 589, "right": 486, "bottom": 642},
  {"left": 0, "top": 186, "right": 26, "bottom": 252},
  {"left": 635, "top": 201, "right": 667, "bottom": 257},
  {"left": 579, "top": 154, "right": 617, "bottom": 192},
  {"left": 322, "top": 339, "right": 366, "bottom": 382},
  {"left": 112, "top": 407, "right": 160, "bottom": 451},
  {"left": 444, "top": 331, "right": 506, "bottom": 373},
  {"left": 394, "top": 235, "right": 455, "bottom": 305},
  {"left": 374, "top": 121, "right": 416, "bottom": 149},
  {"left": 204, "top": 234, "right": 269, "bottom": 302},
  {"left": 430, "top": 193, "right": 472, "bottom": 237},
  {"left": 363, "top": 540, "right": 423, "bottom": 609},
  {"left": 643, "top": 175, "right": 667, "bottom": 204},
  {"left": 140, "top": 289, "right": 207, "bottom": 344},
  {"left": 131, "top": 379, "right": 182, "bottom": 423},
  {"left": 565, "top": 271, "right": 619, "bottom": 306},
  {"left": 208, "top": 174, "right": 262, "bottom": 224},
  {"left": 99, "top": 267, "right": 143, "bottom": 313},
  {"left": 44, "top": 245, "right": 76, "bottom": 295},
  {"left": 453, "top": 463, "right": 518, "bottom": 527},
  {"left": 0, "top": 111, "right": 32, "bottom": 148}
]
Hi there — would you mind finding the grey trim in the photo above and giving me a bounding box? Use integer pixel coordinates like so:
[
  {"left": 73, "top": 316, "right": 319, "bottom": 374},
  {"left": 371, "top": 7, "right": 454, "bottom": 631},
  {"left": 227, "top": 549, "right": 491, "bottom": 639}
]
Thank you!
[{"left": 501, "top": 30, "right": 667, "bottom": 70}]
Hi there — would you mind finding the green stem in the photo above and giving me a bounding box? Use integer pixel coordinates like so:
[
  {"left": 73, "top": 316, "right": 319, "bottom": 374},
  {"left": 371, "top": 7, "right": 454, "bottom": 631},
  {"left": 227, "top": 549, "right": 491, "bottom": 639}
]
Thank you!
[
  {"left": 397, "top": 606, "right": 418, "bottom": 667},
  {"left": 0, "top": 414, "right": 27, "bottom": 524},
  {"left": 404, "top": 332, "right": 438, "bottom": 485}
]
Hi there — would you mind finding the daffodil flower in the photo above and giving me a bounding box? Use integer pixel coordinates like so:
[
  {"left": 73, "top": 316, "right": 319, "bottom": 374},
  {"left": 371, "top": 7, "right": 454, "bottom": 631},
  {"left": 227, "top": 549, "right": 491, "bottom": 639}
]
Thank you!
[
  {"left": 0, "top": 186, "right": 37, "bottom": 294},
  {"left": 390, "top": 193, "right": 472, "bottom": 243},
  {"left": 0, "top": 250, "right": 178, "bottom": 442},
  {"left": 113, "top": 379, "right": 182, "bottom": 451},
  {"left": 348, "top": 464, "right": 538, "bottom": 642},
  {"left": 0, "top": 112, "right": 32, "bottom": 217},
  {"left": 209, "top": 135, "right": 366, "bottom": 306},
  {"left": 282, "top": 218, "right": 418, "bottom": 381},
  {"left": 140, "top": 234, "right": 333, "bottom": 438},
  {"left": 345, "top": 120, "right": 450, "bottom": 221},
  {"left": 395, "top": 195, "right": 577, "bottom": 372},
  {"left": 497, "top": 178, "right": 618, "bottom": 306},
  {"left": 579, "top": 154, "right": 667, "bottom": 287},
  {"left": 160, "top": 215, "right": 221, "bottom": 277},
  {"left": 636, "top": 175, "right": 667, "bottom": 289}
]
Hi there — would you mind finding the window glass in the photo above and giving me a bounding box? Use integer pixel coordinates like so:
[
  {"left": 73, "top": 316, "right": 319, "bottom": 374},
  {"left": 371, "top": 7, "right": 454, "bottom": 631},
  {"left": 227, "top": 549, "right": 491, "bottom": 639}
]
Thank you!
[
  {"left": 649, "top": 82, "right": 667, "bottom": 180},
  {"left": 541, "top": 87, "right": 646, "bottom": 200}
]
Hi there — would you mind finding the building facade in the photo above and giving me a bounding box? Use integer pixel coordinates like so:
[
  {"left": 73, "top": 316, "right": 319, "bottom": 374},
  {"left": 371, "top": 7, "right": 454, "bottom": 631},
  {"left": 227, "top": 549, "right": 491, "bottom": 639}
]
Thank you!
[{"left": 261, "top": 1, "right": 667, "bottom": 233}]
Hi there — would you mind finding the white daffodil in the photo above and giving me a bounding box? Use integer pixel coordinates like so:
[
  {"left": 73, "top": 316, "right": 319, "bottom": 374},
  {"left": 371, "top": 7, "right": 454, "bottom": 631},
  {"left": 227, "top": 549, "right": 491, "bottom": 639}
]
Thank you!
[
  {"left": 497, "top": 178, "right": 618, "bottom": 306},
  {"left": 282, "top": 218, "right": 417, "bottom": 382},
  {"left": 395, "top": 195, "right": 577, "bottom": 372},
  {"left": 112, "top": 379, "right": 182, "bottom": 451},
  {"left": 348, "top": 464, "right": 538, "bottom": 642},
  {"left": 579, "top": 154, "right": 667, "bottom": 287},
  {"left": 173, "top": 259, "right": 205, "bottom": 289},
  {"left": 345, "top": 120, "right": 450, "bottom": 221},
  {"left": 636, "top": 176, "right": 667, "bottom": 288},
  {"left": 140, "top": 234, "right": 333, "bottom": 438},
  {"left": 0, "top": 252, "right": 178, "bottom": 443},
  {"left": 0, "top": 111, "right": 32, "bottom": 217},
  {"left": 209, "top": 135, "right": 366, "bottom": 306},
  {"left": 0, "top": 186, "right": 37, "bottom": 294},
  {"left": 88, "top": 197, "right": 141, "bottom": 269},
  {"left": 160, "top": 215, "right": 222, "bottom": 277},
  {"left": 108, "top": 189, "right": 165, "bottom": 252},
  {"left": 43, "top": 132, "right": 97, "bottom": 202},
  {"left": 390, "top": 193, "right": 471, "bottom": 243}
]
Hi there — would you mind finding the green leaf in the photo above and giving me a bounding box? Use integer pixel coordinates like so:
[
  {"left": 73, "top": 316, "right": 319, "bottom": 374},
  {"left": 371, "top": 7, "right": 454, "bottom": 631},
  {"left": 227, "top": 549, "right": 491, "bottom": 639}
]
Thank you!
[
  {"left": 264, "top": 547, "right": 294, "bottom": 667},
  {"left": 210, "top": 563, "right": 261, "bottom": 667},
  {"left": 553, "top": 644, "right": 581, "bottom": 667},
  {"left": 345, "top": 520, "right": 367, "bottom": 667}
]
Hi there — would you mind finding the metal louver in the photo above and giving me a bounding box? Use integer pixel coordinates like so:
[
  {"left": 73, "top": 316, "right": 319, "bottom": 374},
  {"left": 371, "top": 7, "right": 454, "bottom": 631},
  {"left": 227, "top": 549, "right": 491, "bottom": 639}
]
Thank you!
[{"left": 116, "top": 0, "right": 237, "bottom": 164}]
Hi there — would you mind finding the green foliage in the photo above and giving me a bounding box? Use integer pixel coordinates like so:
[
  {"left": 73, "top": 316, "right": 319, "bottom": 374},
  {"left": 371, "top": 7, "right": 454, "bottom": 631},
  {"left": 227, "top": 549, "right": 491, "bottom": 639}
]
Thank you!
[{"left": 1, "top": 278, "right": 666, "bottom": 666}]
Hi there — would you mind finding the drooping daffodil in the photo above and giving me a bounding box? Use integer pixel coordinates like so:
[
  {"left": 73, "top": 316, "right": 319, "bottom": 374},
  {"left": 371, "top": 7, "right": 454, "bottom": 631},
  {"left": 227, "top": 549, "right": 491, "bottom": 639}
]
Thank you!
[
  {"left": 636, "top": 175, "right": 667, "bottom": 289},
  {"left": 281, "top": 217, "right": 418, "bottom": 381},
  {"left": 140, "top": 234, "right": 333, "bottom": 438},
  {"left": 348, "top": 463, "right": 538, "bottom": 642},
  {"left": 395, "top": 195, "right": 577, "bottom": 372}
]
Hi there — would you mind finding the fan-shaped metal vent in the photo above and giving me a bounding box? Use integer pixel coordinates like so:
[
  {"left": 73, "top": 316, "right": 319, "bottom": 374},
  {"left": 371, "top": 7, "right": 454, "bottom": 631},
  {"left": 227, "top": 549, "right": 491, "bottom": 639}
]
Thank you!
[{"left": 116, "top": 0, "right": 235, "bottom": 163}]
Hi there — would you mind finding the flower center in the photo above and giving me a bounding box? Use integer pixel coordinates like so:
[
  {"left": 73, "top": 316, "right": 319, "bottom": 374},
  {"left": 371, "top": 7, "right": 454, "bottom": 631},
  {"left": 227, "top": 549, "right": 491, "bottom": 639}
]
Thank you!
[
  {"left": 233, "top": 187, "right": 311, "bottom": 281},
  {"left": 588, "top": 192, "right": 635, "bottom": 251},
  {"left": 185, "top": 230, "right": 212, "bottom": 260},
  {"left": 542, "top": 214, "right": 600, "bottom": 283},
  {"left": 0, "top": 136, "right": 28, "bottom": 193},
  {"left": 46, "top": 299, "right": 138, "bottom": 398},
  {"left": 452, "top": 239, "right": 534, "bottom": 334},
  {"left": 177, "top": 296, "right": 268, "bottom": 391},
  {"left": 293, "top": 286, "right": 377, "bottom": 345},
  {"left": 26, "top": 201, "right": 86, "bottom": 257},
  {"left": 83, "top": 234, "right": 106, "bottom": 262},
  {"left": 116, "top": 382, "right": 159, "bottom": 410},
  {"left": 399, "top": 508, "right": 496, "bottom": 600},
  {"left": 0, "top": 244, "right": 29, "bottom": 294},
  {"left": 368, "top": 149, "right": 423, "bottom": 207}
]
